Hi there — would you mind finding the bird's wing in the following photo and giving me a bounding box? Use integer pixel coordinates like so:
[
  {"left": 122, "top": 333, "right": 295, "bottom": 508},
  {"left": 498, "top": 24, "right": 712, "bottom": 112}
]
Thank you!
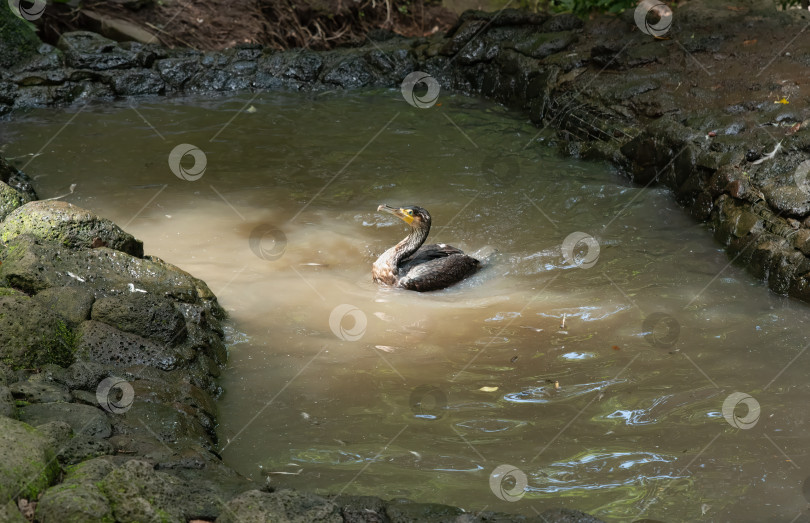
[
  {"left": 400, "top": 243, "right": 466, "bottom": 267},
  {"left": 398, "top": 253, "right": 480, "bottom": 292}
]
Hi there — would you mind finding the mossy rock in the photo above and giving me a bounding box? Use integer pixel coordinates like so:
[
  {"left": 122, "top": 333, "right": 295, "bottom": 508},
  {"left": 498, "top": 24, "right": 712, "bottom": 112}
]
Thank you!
[
  {"left": 0, "top": 296, "right": 77, "bottom": 370},
  {"left": 62, "top": 456, "right": 115, "bottom": 485},
  {"left": 33, "top": 286, "right": 96, "bottom": 328},
  {"left": 100, "top": 459, "right": 225, "bottom": 523},
  {"left": 0, "top": 499, "right": 25, "bottom": 523},
  {"left": 0, "top": 235, "right": 221, "bottom": 313},
  {"left": 0, "top": 387, "right": 13, "bottom": 418},
  {"left": 0, "top": 4, "right": 41, "bottom": 69},
  {"left": 18, "top": 403, "right": 111, "bottom": 439},
  {"left": 0, "top": 182, "right": 32, "bottom": 223},
  {"left": 0, "top": 201, "right": 143, "bottom": 257},
  {"left": 0, "top": 416, "right": 59, "bottom": 502},
  {"left": 216, "top": 489, "right": 342, "bottom": 523},
  {"left": 36, "top": 482, "right": 114, "bottom": 523}
]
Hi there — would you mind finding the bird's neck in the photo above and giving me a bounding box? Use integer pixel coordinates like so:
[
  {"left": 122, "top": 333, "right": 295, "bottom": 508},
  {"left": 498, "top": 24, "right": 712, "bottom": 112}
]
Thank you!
[{"left": 374, "top": 224, "right": 430, "bottom": 283}]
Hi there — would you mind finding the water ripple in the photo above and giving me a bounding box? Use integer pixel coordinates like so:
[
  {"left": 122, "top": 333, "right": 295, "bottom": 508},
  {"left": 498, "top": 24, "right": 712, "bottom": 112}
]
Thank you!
[
  {"left": 454, "top": 419, "right": 527, "bottom": 433},
  {"left": 528, "top": 450, "right": 682, "bottom": 494},
  {"left": 504, "top": 379, "right": 625, "bottom": 404}
]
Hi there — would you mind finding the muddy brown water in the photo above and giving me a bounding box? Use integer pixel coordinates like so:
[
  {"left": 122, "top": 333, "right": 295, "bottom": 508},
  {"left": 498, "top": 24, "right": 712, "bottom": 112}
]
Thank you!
[{"left": 2, "top": 90, "right": 810, "bottom": 522}]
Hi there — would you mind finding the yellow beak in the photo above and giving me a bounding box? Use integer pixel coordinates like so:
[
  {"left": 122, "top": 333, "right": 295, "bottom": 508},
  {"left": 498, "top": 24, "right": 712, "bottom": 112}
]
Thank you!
[{"left": 378, "top": 204, "right": 414, "bottom": 225}]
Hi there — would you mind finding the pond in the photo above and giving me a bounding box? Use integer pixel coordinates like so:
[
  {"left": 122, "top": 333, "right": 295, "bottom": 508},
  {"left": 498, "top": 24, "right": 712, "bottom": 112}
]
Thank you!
[{"left": 2, "top": 90, "right": 809, "bottom": 521}]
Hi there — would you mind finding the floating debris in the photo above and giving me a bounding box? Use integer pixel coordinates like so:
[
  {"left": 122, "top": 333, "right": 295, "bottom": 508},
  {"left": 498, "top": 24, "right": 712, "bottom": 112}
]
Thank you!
[
  {"left": 479, "top": 386, "right": 499, "bottom": 392},
  {"left": 46, "top": 183, "right": 77, "bottom": 201},
  {"left": 559, "top": 314, "right": 566, "bottom": 330},
  {"left": 521, "top": 326, "right": 543, "bottom": 333},
  {"left": 263, "top": 469, "right": 303, "bottom": 476}
]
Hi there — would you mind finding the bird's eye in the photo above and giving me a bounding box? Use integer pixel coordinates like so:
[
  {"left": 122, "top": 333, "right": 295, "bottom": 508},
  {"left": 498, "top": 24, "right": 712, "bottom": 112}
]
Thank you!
[{"left": 406, "top": 210, "right": 413, "bottom": 216}]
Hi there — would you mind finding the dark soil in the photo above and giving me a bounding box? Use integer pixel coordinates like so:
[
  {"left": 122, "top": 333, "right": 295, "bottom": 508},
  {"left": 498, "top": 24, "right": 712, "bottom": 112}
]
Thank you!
[{"left": 37, "top": 0, "right": 458, "bottom": 51}]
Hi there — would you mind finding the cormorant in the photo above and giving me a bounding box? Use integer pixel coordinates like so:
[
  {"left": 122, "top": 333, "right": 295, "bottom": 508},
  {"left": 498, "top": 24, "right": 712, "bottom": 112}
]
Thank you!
[{"left": 372, "top": 204, "right": 480, "bottom": 292}]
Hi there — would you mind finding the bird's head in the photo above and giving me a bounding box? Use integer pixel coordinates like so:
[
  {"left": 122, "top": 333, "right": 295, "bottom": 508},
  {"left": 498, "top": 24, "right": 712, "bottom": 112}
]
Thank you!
[{"left": 377, "top": 204, "right": 431, "bottom": 229}]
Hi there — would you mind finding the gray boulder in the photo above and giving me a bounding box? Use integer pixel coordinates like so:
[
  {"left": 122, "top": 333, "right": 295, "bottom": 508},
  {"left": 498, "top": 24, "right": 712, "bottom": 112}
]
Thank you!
[
  {"left": 91, "top": 294, "right": 186, "bottom": 346},
  {"left": 57, "top": 31, "right": 141, "bottom": 71},
  {"left": 76, "top": 320, "right": 181, "bottom": 371},
  {"left": 9, "top": 380, "right": 72, "bottom": 403}
]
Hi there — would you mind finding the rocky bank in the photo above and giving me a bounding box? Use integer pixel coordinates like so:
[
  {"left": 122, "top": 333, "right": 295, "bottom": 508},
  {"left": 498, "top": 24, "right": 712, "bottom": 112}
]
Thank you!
[{"left": 1, "top": 0, "right": 809, "bottom": 521}]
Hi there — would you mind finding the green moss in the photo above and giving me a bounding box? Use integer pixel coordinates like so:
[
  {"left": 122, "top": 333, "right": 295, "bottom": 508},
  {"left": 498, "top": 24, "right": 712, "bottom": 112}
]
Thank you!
[
  {"left": 154, "top": 507, "right": 174, "bottom": 522},
  {"left": 9, "top": 320, "right": 78, "bottom": 370},
  {"left": 12, "top": 450, "right": 60, "bottom": 500},
  {"left": 43, "top": 321, "right": 78, "bottom": 367},
  {"left": 0, "top": 5, "right": 41, "bottom": 69}
]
